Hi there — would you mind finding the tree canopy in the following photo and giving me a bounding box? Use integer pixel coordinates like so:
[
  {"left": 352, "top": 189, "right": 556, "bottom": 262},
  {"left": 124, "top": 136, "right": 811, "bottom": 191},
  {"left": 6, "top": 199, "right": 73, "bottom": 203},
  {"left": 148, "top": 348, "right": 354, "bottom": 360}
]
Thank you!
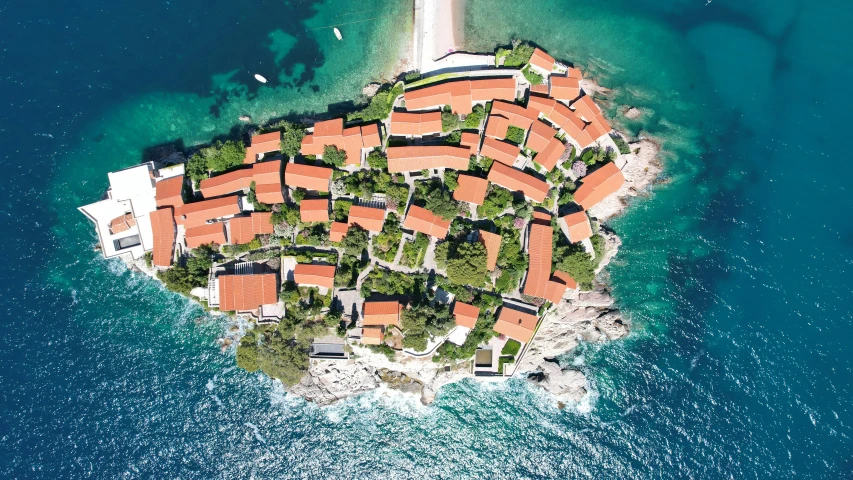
[
  {"left": 322, "top": 145, "right": 347, "bottom": 167},
  {"left": 446, "top": 241, "right": 488, "bottom": 287},
  {"left": 401, "top": 303, "right": 454, "bottom": 352}
]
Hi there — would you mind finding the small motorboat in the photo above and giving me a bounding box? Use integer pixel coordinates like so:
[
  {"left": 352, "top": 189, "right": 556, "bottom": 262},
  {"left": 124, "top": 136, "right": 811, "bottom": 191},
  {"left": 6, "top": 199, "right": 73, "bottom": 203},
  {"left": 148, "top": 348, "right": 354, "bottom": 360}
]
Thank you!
[
  {"left": 254, "top": 74, "right": 267, "bottom": 83},
  {"left": 334, "top": 27, "right": 342, "bottom": 40}
]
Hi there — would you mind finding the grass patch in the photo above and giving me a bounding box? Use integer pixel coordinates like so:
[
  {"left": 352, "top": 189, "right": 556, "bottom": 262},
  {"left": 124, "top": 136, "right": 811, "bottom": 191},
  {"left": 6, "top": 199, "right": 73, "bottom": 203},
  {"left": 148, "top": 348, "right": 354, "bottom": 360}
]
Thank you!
[{"left": 501, "top": 339, "right": 521, "bottom": 356}]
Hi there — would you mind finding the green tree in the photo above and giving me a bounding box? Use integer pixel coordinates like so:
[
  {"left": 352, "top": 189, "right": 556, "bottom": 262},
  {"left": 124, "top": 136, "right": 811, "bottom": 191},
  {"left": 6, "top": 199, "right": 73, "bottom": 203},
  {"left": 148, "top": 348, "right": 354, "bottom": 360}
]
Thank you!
[
  {"left": 401, "top": 304, "right": 454, "bottom": 352},
  {"left": 505, "top": 126, "right": 526, "bottom": 146},
  {"left": 236, "top": 330, "right": 260, "bottom": 372},
  {"left": 477, "top": 186, "right": 512, "bottom": 219},
  {"left": 446, "top": 242, "right": 488, "bottom": 286},
  {"left": 333, "top": 199, "right": 352, "bottom": 222},
  {"left": 441, "top": 106, "right": 459, "bottom": 132},
  {"left": 340, "top": 225, "right": 369, "bottom": 256},
  {"left": 290, "top": 188, "right": 306, "bottom": 205},
  {"left": 366, "top": 149, "right": 387, "bottom": 170},
  {"left": 322, "top": 145, "right": 347, "bottom": 167},
  {"left": 462, "top": 104, "right": 485, "bottom": 129},
  {"left": 444, "top": 170, "right": 459, "bottom": 191},
  {"left": 279, "top": 122, "right": 307, "bottom": 158}
]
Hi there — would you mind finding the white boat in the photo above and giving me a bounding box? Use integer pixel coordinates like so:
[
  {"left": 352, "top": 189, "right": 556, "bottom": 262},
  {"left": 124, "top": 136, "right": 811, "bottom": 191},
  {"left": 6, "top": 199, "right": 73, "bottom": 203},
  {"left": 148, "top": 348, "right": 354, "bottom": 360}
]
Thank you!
[
  {"left": 334, "top": 28, "right": 342, "bottom": 40},
  {"left": 254, "top": 74, "right": 267, "bottom": 83}
]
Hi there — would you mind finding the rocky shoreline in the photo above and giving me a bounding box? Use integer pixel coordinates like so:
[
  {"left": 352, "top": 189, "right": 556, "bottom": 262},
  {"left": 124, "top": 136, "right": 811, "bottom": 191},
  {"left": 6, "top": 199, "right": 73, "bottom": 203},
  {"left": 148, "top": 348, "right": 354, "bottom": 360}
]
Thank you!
[{"left": 289, "top": 139, "right": 663, "bottom": 407}]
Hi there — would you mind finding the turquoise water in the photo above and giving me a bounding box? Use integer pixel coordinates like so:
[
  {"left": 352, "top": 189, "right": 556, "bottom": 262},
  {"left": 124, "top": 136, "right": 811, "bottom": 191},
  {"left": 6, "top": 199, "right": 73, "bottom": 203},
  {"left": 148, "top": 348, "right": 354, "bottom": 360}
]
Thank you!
[{"left": 3, "top": 0, "right": 852, "bottom": 477}]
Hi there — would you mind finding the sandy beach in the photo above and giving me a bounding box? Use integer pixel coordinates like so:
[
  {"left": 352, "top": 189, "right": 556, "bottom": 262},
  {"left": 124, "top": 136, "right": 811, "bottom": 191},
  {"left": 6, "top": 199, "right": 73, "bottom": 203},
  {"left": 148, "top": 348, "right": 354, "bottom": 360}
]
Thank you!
[{"left": 416, "top": 0, "right": 465, "bottom": 72}]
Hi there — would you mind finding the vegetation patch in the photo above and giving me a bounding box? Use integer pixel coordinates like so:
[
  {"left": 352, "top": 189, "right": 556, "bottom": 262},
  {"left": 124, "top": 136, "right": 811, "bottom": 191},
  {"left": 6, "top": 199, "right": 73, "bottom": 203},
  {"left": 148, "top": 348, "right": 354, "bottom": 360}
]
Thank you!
[
  {"left": 186, "top": 140, "right": 246, "bottom": 185},
  {"left": 348, "top": 83, "right": 404, "bottom": 122},
  {"left": 400, "top": 232, "right": 429, "bottom": 268},
  {"left": 372, "top": 212, "right": 403, "bottom": 262},
  {"left": 521, "top": 65, "right": 544, "bottom": 85},
  {"left": 505, "top": 125, "right": 526, "bottom": 146}
]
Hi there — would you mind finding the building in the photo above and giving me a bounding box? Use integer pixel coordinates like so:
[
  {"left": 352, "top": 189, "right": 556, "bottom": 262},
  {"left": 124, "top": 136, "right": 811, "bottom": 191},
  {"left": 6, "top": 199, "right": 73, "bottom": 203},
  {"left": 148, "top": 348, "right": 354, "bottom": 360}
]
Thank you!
[
  {"left": 361, "top": 326, "right": 385, "bottom": 345},
  {"left": 486, "top": 162, "right": 550, "bottom": 203},
  {"left": 330, "top": 221, "right": 349, "bottom": 242},
  {"left": 300, "top": 198, "right": 330, "bottom": 223},
  {"left": 522, "top": 216, "right": 575, "bottom": 304},
  {"left": 549, "top": 75, "right": 581, "bottom": 103},
  {"left": 528, "top": 47, "right": 555, "bottom": 74},
  {"left": 489, "top": 101, "right": 537, "bottom": 130},
  {"left": 155, "top": 175, "right": 184, "bottom": 208},
  {"left": 558, "top": 211, "right": 593, "bottom": 243},
  {"left": 447, "top": 301, "right": 480, "bottom": 346},
  {"left": 386, "top": 145, "right": 470, "bottom": 173},
  {"left": 198, "top": 160, "right": 282, "bottom": 203},
  {"left": 478, "top": 230, "right": 502, "bottom": 271},
  {"left": 526, "top": 120, "right": 558, "bottom": 153},
  {"left": 347, "top": 205, "right": 386, "bottom": 232},
  {"left": 243, "top": 131, "right": 282, "bottom": 164},
  {"left": 534, "top": 137, "right": 567, "bottom": 171},
  {"left": 484, "top": 115, "right": 510, "bottom": 139},
  {"left": 284, "top": 163, "right": 333, "bottom": 192},
  {"left": 362, "top": 301, "right": 402, "bottom": 327},
  {"left": 229, "top": 212, "right": 274, "bottom": 245},
  {"left": 293, "top": 263, "right": 336, "bottom": 290},
  {"left": 493, "top": 306, "right": 539, "bottom": 343},
  {"left": 185, "top": 222, "right": 228, "bottom": 248},
  {"left": 403, "top": 205, "right": 450, "bottom": 239},
  {"left": 149, "top": 207, "right": 177, "bottom": 267},
  {"left": 174, "top": 195, "right": 243, "bottom": 229},
  {"left": 300, "top": 118, "right": 382, "bottom": 166},
  {"left": 480, "top": 137, "right": 520, "bottom": 166},
  {"left": 403, "top": 77, "right": 516, "bottom": 114},
  {"left": 217, "top": 270, "right": 278, "bottom": 312},
  {"left": 453, "top": 174, "right": 489, "bottom": 205},
  {"left": 199, "top": 168, "right": 254, "bottom": 198},
  {"left": 460, "top": 131, "right": 481, "bottom": 156},
  {"left": 389, "top": 111, "right": 442, "bottom": 137},
  {"left": 573, "top": 162, "right": 625, "bottom": 210}
]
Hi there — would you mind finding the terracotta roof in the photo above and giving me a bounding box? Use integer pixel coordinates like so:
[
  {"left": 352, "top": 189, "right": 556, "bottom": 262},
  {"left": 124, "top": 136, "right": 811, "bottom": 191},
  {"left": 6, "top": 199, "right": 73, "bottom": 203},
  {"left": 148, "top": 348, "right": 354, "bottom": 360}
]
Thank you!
[
  {"left": 404, "top": 78, "right": 516, "bottom": 114},
  {"left": 487, "top": 162, "right": 549, "bottom": 203},
  {"left": 218, "top": 274, "right": 278, "bottom": 312},
  {"left": 361, "top": 123, "right": 382, "bottom": 148},
  {"left": 549, "top": 76, "right": 581, "bottom": 103},
  {"left": 175, "top": 196, "right": 241, "bottom": 228},
  {"left": 342, "top": 126, "right": 364, "bottom": 166},
  {"left": 522, "top": 219, "right": 553, "bottom": 300},
  {"left": 544, "top": 270, "right": 577, "bottom": 303},
  {"left": 363, "top": 301, "right": 402, "bottom": 326},
  {"left": 347, "top": 205, "right": 385, "bottom": 232},
  {"left": 453, "top": 174, "right": 489, "bottom": 205},
  {"left": 571, "top": 96, "right": 601, "bottom": 122},
  {"left": 566, "top": 67, "right": 583, "bottom": 79},
  {"left": 529, "top": 48, "right": 555, "bottom": 72},
  {"left": 185, "top": 222, "right": 227, "bottom": 248},
  {"left": 453, "top": 302, "right": 480, "bottom": 329},
  {"left": 470, "top": 78, "right": 516, "bottom": 101},
  {"left": 552, "top": 270, "right": 578, "bottom": 290},
  {"left": 460, "top": 131, "right": 481, "bottom": 156},
  {"left": 230, "top": 212, "right": 274, "bottom": 245},
  {"left": 389, "top": 111, "right": 443, "bottom": 136},
  {"left": 330, "top": 221, "right": 349, "bottom": 242},
  {"left": 478, "top": 230, "right": 502, "bottom": 271},
  {"left": 480, "top": 137, "right": 520, "bottom": 166},
  {"left": 243, "top": 131, "right": 281, "bottom": 164},
  {"left": 493, "top": 307, "right": 538, "bottom": 343},
  {"left": 490, "top": 101, "right": 537, "bottom": 130},
  {"left": 527, "top": 120, "right": 558, "bottom": 153},
  {"left": 574, "top": 162, "right": 625, "bottom": 210},
  {"left": 386, "top": 145, "right": 470, "bottom": 173},
  {"left": 149, "top": 207, "right": 176, "bottom": 267},
  {"left": 300, "top": 198, "right": 330, "bottom": 223},
  {"left": 549, "top": 102, "right": 575, "bottom": 130},
  {"left": 535, "top": 137, "right": 567, "bottom": 171},
  {"left": 361, "top": 326, "right": 385, "bottom": 345},
  {"left": 403, "top": 205, "right": 450, "bottom": 238},
  {"left": 199, "top": 168, "right": 254, "bottom": 198},
  {"left": 155, "top": 175, "right": 184, "bottom": 208},
  {"left": 294, "top": 263, "right": 336, "bottom": 289},
  {"left": 313, "top": 118, "right": 344, "bottom": 138},
  {"left": 252, "top": 160, "right": 281, "bottom": 185},
  {"left": 530, "top": 84, "right": 549, "bottom": 95},
  {"left": 532, "top": 210, "right": 552, "bottom": 222},
  {"left": 527, "top": 95, "right": 556, "bottom": 118},
  {"left": 109, "top": 213, "right": 136, "bottom": 234},
  {"left": 404, "top": 83, "right": 454, "bottom": 112},
  {"left": 484, "top": 114, "right": 510, "bottom": 138},
  {"left": 284, "top": 163, "right": 333, "bottom": 192},
  {"left": 559, "top": 212, "right": 593, "bottom": 243},
  {"left": 255, "top": 183, "right": 285, "bottom": 204}
]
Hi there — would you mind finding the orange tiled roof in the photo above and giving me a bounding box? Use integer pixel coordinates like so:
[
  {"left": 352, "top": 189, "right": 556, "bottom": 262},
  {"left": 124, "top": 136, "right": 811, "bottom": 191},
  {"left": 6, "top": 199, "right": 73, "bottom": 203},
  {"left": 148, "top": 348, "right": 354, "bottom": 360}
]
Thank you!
[
  {"left": 361, "top": 123, "right": 382, "bottom": 148},
  {"left": 330, "top": 221, "right": 349, "bottom": 242},
  {"left": 527, "top": 95, "right": 556, "bottom": 119},
  {"left": 347, "top": 205, "right": 385, "bottom": 232},
  {"left": 199, "top": 168, "right": 254, "bottom": 198},
  {"left": 522, "top": 219, "right": 553, "bottom": 300},
  {"left": 480, "top": 137, "right": 520, "bottom": 166},
  {"left": 313, "top": 118, "right": 344, "bottom": 138},
  {"left": 229, "top": 212, "right": 273, "bottom": 245},
  {"left": 487, "top": 162, "right": 549, "bottom": 203},
  {"left": 404, "top": 78, "right": 516, "bottom": 114},
  {"left": 470, "top": 78, "right": 516, "bottom": 102},
  {"left": 453, "top": 174, "right": 489, "bottom": 205},
  {"left": 403, "top": 205, "right": 450, "bottom": 239},
  {"left": 389, "top": 111, "right": 443, "bottom": 136},
  {"left": 252, "top": 160, "right": 281, "bottom": 185},
  {"left": 552, "top": 270, "right": 578, "bottom": 290},
  {"left": 294, "top": 263, "right": 336, "bottom": 289},
  {"left": 527, "top": 120, "right": 558, "bottom": 153},
  {"left": 342, "top": 126, "right": 364, "bottom": 166},
  {"left": 453, "top": 301, "right": 480, "bottom": 329},
  {"left": 185, "top": 222, "right": 227, "bottom": 249},
  {"left": 361, "top": 326, "right": 385, "bottom": 345},
  {"left": 530, "top": 84, "right": 549, "bottom": 95},
  {"left": 460, "top": 131, "right": 481, "bottom": 156},
  {"left": 549, "top": 76, "right": 581, "bottom": 103},
  {"left": 109, "top": 213, "right": 136, "bottom": 234},
  {"left": 386, "top": 145, "right": 470, "bottom": 173},
  {"left": 149, "top": 207, "right": 176, "bottom": 267},
  {"left": 544, "top": 269, "right": 577, "bottom": 304},
  {"left": 478, "top": 230, "right": 502, "bottom": 271},
  {"left": 535, "top": 137, "right": 567, "bottom": 172},
  {"left": 559, "top": 211, "right": 593, "bottom": 243},
  {"left": 490, "top": 101, "right": 538, "bottom": 130},
  {"left": 493, "top": 307, "right": 538, "bottom": 343},
  {"left": 255, "top": 183, "right": 284, "bottom": 204},
  {"left": 155, "top": 175, "right": 184, "bottom": 208},
  {"left": 175, "top": 195, "right": 241, "bottom": 228},
  {"left": 574, "top": 162, "right": 625, "bottom": 210},
  {"left": 218, "top": 274, "right": 278, "bottom": 312},
  {"left": 566, "top": 67, "right": 583, "bottom": 79},
  {"left": 484, "top": 115, "right": 510, "bottom": 139},
  {"left": 243, "top": 131, "right": 282, "bottom": 164},
  {"left": 300, "top": 198, "right": 330, "bottom": 223},
  {"left": 300, "top": 119, "right": 378, "bottom": 164},
  {"left": 363, "top": 301, "right": 402, "bottom": 326},
  {"left": 529, "top": 48, "right": 555, "bottom": 72},
  {"left": 284, "top": 163, "right": 333, "bottom": 192}
]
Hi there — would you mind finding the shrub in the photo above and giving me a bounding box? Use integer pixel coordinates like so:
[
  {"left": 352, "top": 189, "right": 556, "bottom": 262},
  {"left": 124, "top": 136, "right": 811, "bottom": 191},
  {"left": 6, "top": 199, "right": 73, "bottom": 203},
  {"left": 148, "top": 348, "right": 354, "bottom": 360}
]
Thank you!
[
  {"left": 611, "top": 134, "right": 631, "bottom": 155},
  {"left": 290, "top": 188, "right": 306, "bottom": 205},
  {"left": 348, "top": 83, "right": 404, "bottom": 122},
  {"left": 372, "top": 212, "right": 402, "bottom": 262},
  {"left": 401, "top": 232, "right": 429, "bottom": 268},
  {"left": 462, "top": 104, "right": 485, "bottom": 129},
  {"left": 558, "top": 189, "right": 575, "bottom": 206},
  {"left": 571, "top": 161, "right": 587, "bottom": 178},
  {"left": 505, "top": 126, "right": 526, "bottom": 146},
  {"left": 322, "top": 145, "right": 347, "bottom": 167},
  {"left": 366, "top": 149, "right": 387, "bottom": 170},
  {"left": 441, "top": 106, "right": 459, "bottom": 132},
  {"left": 503, "top": 42, "right": 534, "bottom": 67},
  {"left": 404, "top": 70, "right": 421, "bottom": 82},
  {"left": 333, "top": 199, "right": 352, "bottom": 222},
  {"left": 444, "top": 130, "right": 462, "bottom": 146},
  {"left": 444, "top": 170, "right": 459, "bottom": 191},
  {"left": 247, "top": 181, "right": 272, "bottom": 212}
]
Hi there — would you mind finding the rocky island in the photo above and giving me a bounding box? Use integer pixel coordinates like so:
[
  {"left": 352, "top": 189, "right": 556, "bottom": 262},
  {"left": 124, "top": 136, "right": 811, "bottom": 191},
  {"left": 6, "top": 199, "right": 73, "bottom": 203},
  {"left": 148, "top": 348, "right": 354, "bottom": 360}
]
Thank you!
[{"left": 79, "top": 31, "right": 662, "bottom": 408}]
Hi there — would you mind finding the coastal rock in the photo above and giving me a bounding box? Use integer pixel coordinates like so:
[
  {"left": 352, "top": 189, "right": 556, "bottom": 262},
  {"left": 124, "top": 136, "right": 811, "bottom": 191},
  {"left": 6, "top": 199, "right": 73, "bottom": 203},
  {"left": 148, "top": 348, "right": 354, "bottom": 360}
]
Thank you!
[
  {"left": 362, "top": 83, "right": 382, "bottom": 97},
  {"left": 288, "top": 360, "right": 380, "bottom": 405},
  {"left": 588, "top": 138, "right": 663, "bottom": 220},
  {"left": 239, "top": 115, "right": 252, "bottom": 123},
  {"left": 621, "top": 106, "right": 644, "bottom": 120},
  {"left": 526, "top": 366, "right": 588, "bottom": 403}
]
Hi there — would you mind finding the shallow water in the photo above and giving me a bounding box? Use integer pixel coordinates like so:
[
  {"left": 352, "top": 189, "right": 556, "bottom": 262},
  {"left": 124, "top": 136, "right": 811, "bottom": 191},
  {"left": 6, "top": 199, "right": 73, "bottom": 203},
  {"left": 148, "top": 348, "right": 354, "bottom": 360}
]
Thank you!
[{"left": 2, "top": 0, "right": 852, "bottom": 478}]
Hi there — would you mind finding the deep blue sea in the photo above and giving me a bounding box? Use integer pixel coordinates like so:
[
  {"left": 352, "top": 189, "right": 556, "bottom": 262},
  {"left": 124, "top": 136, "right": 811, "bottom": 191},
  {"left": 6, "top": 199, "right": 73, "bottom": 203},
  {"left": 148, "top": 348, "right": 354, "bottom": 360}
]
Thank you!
[{"left": 2, "top": 0, "right": 852, "bottom": 478}]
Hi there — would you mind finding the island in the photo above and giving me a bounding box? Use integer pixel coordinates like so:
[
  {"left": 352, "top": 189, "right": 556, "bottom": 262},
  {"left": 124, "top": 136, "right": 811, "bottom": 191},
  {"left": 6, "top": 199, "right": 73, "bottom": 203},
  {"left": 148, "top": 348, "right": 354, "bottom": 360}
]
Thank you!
[{"left": 79, "top": 37, "right": 661, "bottom": 407}]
